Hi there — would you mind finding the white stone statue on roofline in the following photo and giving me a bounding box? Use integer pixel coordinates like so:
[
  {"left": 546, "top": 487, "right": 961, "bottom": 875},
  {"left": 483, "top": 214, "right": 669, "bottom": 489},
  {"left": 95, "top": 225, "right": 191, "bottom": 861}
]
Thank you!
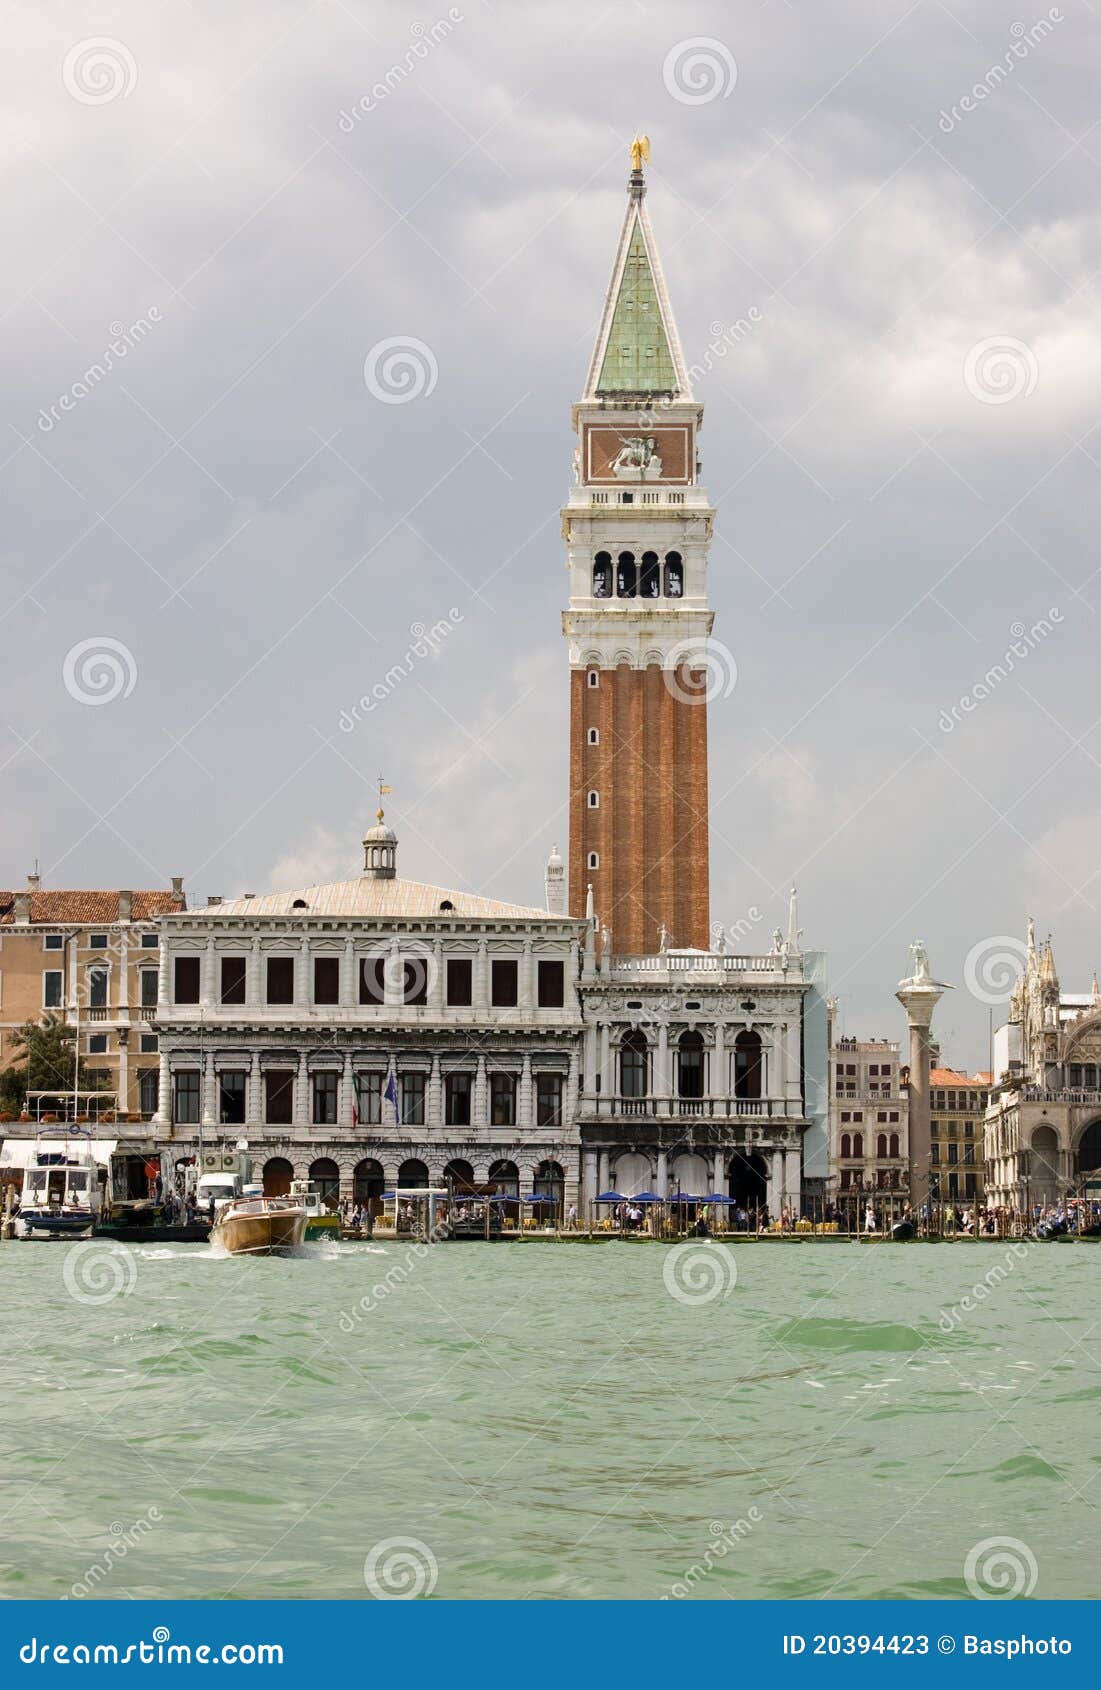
[{"left": 909, "top": 939, "right": 931, "bottom": 983}]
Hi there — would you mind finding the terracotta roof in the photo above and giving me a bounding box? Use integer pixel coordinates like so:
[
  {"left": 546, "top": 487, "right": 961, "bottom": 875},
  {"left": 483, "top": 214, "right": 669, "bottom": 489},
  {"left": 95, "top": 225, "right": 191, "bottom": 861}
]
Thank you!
[
  {"left": 930, "top": 1068, "right": 988, "bottom": 1086},
  {"left": 0, "top": 891, "right": 184, "bottom": 926},
  {"left": 182, "top": 877, "right": 563, "bottom": 922}
]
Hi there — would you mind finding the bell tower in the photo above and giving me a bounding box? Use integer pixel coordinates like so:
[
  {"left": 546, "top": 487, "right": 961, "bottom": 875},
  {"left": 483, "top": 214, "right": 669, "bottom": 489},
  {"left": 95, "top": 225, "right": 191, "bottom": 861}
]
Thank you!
[{"left": 562, "top": 141, "right": 714, "bottom": 956}]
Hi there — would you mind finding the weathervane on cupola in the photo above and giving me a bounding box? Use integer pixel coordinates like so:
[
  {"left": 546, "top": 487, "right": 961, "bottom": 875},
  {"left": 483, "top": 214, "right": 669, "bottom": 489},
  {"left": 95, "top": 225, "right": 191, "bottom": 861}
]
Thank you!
[{"left": 363, "top": 776, "right": 397, "bottom": 879}]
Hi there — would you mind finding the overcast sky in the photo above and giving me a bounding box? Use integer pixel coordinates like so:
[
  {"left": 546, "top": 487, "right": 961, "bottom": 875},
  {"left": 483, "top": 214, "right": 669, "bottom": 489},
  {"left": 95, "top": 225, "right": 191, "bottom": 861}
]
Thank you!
[{"left": 3, "top": 0, "right": 1098, "bottom": 1067}]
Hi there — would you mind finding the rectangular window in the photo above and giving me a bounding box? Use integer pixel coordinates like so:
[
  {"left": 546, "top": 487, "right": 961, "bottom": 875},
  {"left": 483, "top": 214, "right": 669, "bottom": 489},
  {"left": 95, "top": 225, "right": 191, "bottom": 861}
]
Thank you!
[
  {"left": 138, "top": 1068, "right": 159, "bottom": 1115},
  {"left": 141, "top": 932, "right": 159, "bottom": 949},
  {"left": 87, "top": 966, "right": 108, "bottom": 1008},
  {"left": 174, "top": 1069, "right": 200, "bottom": 1125},
  {"left": 356, "top": 1073, "right": 382, "bottom": 1125},
  {"left": 139, "top": 1032, "right": 158, "bottom": 1054},
  {"left": 314, "top": 956, "right": 340, "bottom": 1005},
  {"left": 536, "top": 1073, "right": 562, "bottom": 1127},
  {"left": 174, "top": 955, "right": 200, "bottom": 1004},
  {"left": 964, "top": 1144, "right": 974, "bottom": 1164},
  {"left": 869, "top": 1064, "right": 879, "bottom": 1075},
  {"left": 266, "top": 956, "right": 295, "bottom": 1005},
  {"left": 312, "top": 1072, "right": 338, "bottom": 1125},
  {"left": 889, "top": 1111, "right": 899, "bottom": 1123},
  {"left": 87, "top": 1033, "right": 108, "bottom": 1054},
  {"left": 219, "top": 1070, "right": 247, "bottom": 1126},
  {"left": 948, "top": 1143, "right": 958, "bottom": 1165},
  {"left": 89, "top": 933, "right": 108, "bottom": 950},
  {"left": 401, "top": 1072, "right": 426, "bottom": 1127},
  {"left": 491, "top": 959, "right": 518, "bottom": 1007},
  {"left": 403, "top": 958, "right": 428, "bottom": 1006},
  {"left": 220, "top": 956, "right": 247, "bottom": 1005},
  {"left": 537, "top": 959, "right": 564, "bottom": 1008},
  {"left": 931, "top": 1143, "right": 940, "bottom": 1164},
  {"left": 265, "top": 1069, "right": 294, "bottom": 1125},
  {"left": 43, "top": 969, "right": 63, "bottom": 1009},
  {"left": 446, "top": 958, "right": 472, "bottom": 1006},
  {"left": 445, "top": 1072, "right": 472, "bottom": 1126},
  {"left": 490, "top": 1072, "right": 516, "bottom": 1126},
  {"left": 140, "top": 968, "right": 158, "bottom": 1007},
  {"left": 43, "top": 932, "right": 63, "bottom": 951},
  {"left": 360, "top": 957, "right": 385, "bottom": 1005}
]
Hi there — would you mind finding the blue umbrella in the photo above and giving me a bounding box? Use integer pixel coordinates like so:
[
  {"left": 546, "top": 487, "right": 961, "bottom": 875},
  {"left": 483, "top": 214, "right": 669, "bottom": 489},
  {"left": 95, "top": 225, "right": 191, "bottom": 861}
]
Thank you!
[
  {"left": 594, "top": 1191, "right": 627, "bottom": 1203},
  {"left": 627, "top": 1191, "right": 663, "bottom": 1203},
  {"left": 524, "top": 1193, "right": 556, "bottom": 1205},
  {"left": 702, "top": 1193, "right": 736, "bottom": 1205}
]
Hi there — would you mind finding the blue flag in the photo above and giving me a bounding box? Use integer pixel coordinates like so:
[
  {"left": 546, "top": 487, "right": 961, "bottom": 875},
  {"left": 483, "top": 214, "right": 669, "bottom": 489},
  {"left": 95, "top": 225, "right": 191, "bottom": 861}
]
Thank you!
[{"left": 384, "top": 1067, "right": 399, "bottom": 1122}]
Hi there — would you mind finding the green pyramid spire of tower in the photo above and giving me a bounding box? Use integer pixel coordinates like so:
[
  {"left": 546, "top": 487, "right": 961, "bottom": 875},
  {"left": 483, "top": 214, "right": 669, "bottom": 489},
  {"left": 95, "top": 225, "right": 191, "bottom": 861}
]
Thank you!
[{"left": 595, "top": 220, "right": 677, "bottom": 395}]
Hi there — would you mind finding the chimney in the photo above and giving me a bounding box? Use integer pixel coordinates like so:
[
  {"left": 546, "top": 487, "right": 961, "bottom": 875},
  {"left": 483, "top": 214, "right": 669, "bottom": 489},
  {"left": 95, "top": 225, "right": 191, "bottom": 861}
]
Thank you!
[
  {"left": 13, "top": 891, "right": 31, "bottom": 924},
  {"left": 26, "top": 871, "right": 40, "bottom": 892},
  {"left": 170, "top": 876, "right": 185, "bottom": 909},
  {"left": 118, "top": 889, "right": 132, "bottom": 922}
]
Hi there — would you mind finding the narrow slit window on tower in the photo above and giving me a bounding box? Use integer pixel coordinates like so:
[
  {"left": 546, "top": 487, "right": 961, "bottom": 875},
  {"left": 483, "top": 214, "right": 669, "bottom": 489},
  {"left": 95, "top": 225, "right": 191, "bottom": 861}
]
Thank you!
[
  {"left": 664, "top": 551, "right": 683, "bottom": 597},
  {"left": 587, "top": 727, "right": 599, "bottom": 745},
  {"left": 588, "top": 790, "right": 599, "bottom": 808},
  {"left": 587, "top": 670, "right": 599, "bottom": 688},
  {"left": 587, "top": 852, "right": 599, "bottom": 870},
  {"left": 592, "top": 551, "right": 612, "bottom": 598},
  {"left": 616, "top": 552, "right": 637, "bottom": 598}
]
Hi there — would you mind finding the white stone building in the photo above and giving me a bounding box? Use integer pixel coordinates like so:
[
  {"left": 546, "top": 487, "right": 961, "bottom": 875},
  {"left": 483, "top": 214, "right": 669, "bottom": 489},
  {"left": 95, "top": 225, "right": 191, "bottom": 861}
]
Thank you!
[
  {"left": 826, "top": 1021, "right": 909, "bottom": 1220},
  {"left": 574, "top": 891, "right": 830, "bottom": 1218},
  {"left": 152, "top": 815, "right": 586, "bottom": 1211},
  {"left": 984, "top": 919, "right": 1101, "bottom": 1207}
]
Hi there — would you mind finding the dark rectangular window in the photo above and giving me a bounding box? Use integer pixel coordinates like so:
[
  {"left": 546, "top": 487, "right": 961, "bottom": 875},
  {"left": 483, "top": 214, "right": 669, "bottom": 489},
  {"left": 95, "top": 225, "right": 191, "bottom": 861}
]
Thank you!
[
  {"left": 138, "top": 1069, "right": 159, "bottom": 1116},
  {"left": 220, "top": 955, "right": 247, "bottom": 1005},
  {"left": 174, "top": 1069, "right": 200, "bottom": 1124},
  {"left": 402, "top": 1073, "right": 426, "bottom": 1126},
  {"left": 536, "top": 1074, "right": 562, "bottom": 1127},
  {"left": 491, "top": 959, "right": 518, "bottom": 1006},
  {"left": 43, "top": 970, "right": 63, "bottom": 1009},
  {"left": 219, "top": 1070, "right": 246, "bottom": 1125},
  {"left": 88, "top": 966, "right": 108, "bottom": 1008},
  {"left": 139, "top": 1033, "right": 158, "bottom": 1053},
  {"left": 314, "top": 956, "right": 340, "bottom": 1005},
  {"left": 141, "top": 932, "right": 159, "bottom": 949},
  {"left": 174, "top": 956, "right": 200, "bottom": 1004},
  {"left": 140, "top": 968, "right": 158, "bottom": 1007},
  {"left": 356, "top": 1073, "right": 382, "bottom": 1125},
  {"left": 445, "top": 1072, "right": 472, "bottom": 1126},
  {"left": 403, "top": 958, "right": 428, "bottom": 1006},
  {"left": 44, "top": 932, "right": 63, "bottom": 951},
  {"left": 537, "top": 959, "right": 564, "bottom": 1008},
  {"left": 266, "top": 956, "right": 295, "bottom": 1005},
  {"left": 88, "top": 1033, "right": 108, "bottom": 1054},
  {"left": 312, "top": 1072, "right": 338, "bottom": 1125},
  {"left": 446, "top": 958, "right": 472, "bottom": 1006},
  {"left": 490, "top": 1072, "right": 515, "bottom": 1126},
  {"left": 265, "top": 1069, "right": 294, "bottom": 1125},
  {"left": 89, "top": 933, "right": 108, "bottom": 950},
  {"left": 360, "top": 957, "right": 385, "bottom": 1004}
]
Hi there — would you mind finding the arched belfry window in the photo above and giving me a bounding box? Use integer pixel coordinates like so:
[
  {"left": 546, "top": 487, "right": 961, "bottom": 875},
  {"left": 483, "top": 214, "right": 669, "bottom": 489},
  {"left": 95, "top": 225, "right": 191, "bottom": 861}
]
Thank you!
[
  {"left": 592, "top": 551, "right": 612, "bottom": 598},
  {"left": 640, "top": 551, "right": 660, "bottom": 598},
  {"left": 678, "top": 1030, "right": 705, "bottom": 1100},
  {"left": 734, "top": 1029, "right": 762, "bottom": 1099},
  {"left": 664, "top": 551, "right": 683, "bottom": 597},
  {"left": 620, "top": 1029, "right": 649, "bottom": 1098},
  {"left": 617, "top": 552, "right": 637, "bottom": 598}
]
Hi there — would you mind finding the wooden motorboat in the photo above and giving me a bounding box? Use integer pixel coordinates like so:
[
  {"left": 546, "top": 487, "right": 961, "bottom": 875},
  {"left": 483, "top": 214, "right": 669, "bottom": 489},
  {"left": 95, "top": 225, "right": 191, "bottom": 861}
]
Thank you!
[{"left": 211, "top": 1192, "right": 306, "bottom": 1256}]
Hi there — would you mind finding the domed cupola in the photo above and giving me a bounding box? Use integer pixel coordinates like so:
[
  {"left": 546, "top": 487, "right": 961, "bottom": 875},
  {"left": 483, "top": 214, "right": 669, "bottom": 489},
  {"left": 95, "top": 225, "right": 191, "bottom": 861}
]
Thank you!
[{"left": 363, "top": 807, "right": 397, "bottom": 879}]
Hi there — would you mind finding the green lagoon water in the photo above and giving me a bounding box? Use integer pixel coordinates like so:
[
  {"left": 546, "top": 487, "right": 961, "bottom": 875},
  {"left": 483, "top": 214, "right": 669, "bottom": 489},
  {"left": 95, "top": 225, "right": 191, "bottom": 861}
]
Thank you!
[{"left": 2, "top": 1238, "right": 1099, "bottom": 1600}]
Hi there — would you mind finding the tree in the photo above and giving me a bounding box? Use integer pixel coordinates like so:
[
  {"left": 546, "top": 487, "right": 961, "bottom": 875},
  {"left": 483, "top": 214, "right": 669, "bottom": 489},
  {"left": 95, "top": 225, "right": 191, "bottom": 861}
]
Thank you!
[{"left": 0, "top": 1014, "right": 112, "bottom": 1116}]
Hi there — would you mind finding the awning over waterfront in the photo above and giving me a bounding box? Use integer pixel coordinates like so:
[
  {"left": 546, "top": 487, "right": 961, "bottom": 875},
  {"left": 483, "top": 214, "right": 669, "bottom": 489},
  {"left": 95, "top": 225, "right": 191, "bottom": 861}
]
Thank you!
[{"left": 0, "top": 1137, "right": 117, "bottom": 1169}]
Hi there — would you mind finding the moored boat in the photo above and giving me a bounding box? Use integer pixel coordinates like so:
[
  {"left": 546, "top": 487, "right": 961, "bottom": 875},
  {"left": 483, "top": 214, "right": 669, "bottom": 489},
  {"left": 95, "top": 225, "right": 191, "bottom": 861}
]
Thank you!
[
  {"left": 289, "top": 1179, "right": 341, "bottom": 1242},
  {"left": 210, "top": 1185, "right": 306, "bottom": 1256},
  {"left": 15, "top": 1134, "right": 104, "bottom": 1239}
]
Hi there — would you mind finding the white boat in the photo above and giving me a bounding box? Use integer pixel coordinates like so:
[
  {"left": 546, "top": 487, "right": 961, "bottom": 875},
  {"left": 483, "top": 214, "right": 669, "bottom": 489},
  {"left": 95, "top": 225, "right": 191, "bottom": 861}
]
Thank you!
[{"left": 16, "top": 1135, "right": 104, "bottom": 1239}]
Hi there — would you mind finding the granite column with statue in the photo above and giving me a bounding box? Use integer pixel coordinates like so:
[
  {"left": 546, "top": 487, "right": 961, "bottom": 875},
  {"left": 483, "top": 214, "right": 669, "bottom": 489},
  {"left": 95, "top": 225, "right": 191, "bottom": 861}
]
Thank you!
[{"left": 896, "top": 942, "right": 950, "bottom": 1222}]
